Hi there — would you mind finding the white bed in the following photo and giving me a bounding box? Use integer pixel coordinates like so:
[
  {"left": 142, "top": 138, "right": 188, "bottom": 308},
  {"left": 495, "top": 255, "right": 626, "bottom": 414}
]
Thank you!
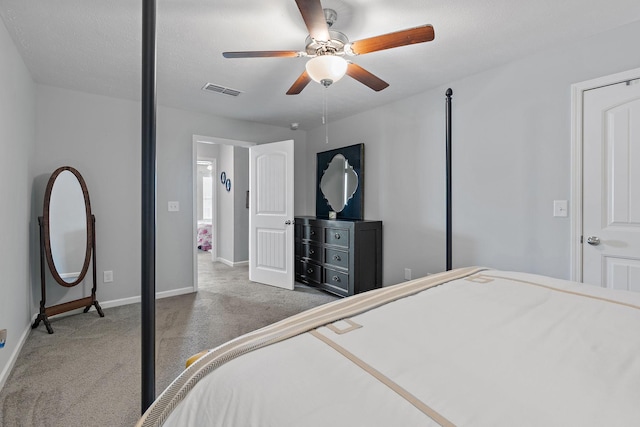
[{"left": 137, "top": 267, "right": 640, "bottom": 427}]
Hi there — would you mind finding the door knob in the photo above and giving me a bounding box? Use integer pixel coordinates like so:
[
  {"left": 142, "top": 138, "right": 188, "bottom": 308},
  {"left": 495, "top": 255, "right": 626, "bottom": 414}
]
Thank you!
[{"left": 586, "top": 236, "right": 600, "bottom": 246}]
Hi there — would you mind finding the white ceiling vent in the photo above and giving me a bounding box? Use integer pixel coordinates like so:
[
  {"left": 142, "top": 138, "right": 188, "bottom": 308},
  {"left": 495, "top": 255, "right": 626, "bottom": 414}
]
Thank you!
[{"left": 202, "top": 83, "right": 242, "bottom": 97}]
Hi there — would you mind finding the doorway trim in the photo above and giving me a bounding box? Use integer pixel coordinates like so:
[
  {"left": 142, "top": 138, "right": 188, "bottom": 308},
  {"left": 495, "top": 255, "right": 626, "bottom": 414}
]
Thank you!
[
  {"left": 570, "top": 67, "right": 640, "bottom": 282},
  {"left": 191, "top": 135, "right": 256, "bottom": 291}
]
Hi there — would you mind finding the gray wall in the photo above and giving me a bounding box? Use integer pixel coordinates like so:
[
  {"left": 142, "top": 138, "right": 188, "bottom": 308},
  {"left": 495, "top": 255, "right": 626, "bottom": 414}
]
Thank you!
[
  {"left": 233, "top": 147, "right": 249, "bottom": 262},
  {"left": 217, "top": 144, "right": 234, "bottom": 262},
  {"left": 306, "top": 20, "right": 640, "bottom": 286},
  {"left": 0, "top": 17, "right": 36, "bottom": 386}
]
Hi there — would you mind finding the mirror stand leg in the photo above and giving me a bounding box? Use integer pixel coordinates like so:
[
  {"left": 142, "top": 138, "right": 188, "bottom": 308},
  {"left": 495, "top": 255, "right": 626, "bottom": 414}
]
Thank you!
[
  {"left": 35, "top": 217, "right": 53, "bottom": 334},
  {"left": 82, "top": 299, "right": 104, "bottom": 317},
  {"left": 94, "top": 301, "right": 105, "bottom": 317},
  {"left": 32, "top": 313, "right": 54, "bottom": 334},
  {"left": 43, "top": 316, "right": 53, "bottom": 334}
]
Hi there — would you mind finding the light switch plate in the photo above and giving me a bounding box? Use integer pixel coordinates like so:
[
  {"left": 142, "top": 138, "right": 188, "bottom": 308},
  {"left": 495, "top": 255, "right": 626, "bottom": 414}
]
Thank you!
[
  {"left": 553, "top": 200, "right": 568, "bottom": 217},
  {"left": 104, "top": 270, "right": 113, "bottom": 283},
  {"left": 168, "top": 201, "right": 180, "bottom": 212}
]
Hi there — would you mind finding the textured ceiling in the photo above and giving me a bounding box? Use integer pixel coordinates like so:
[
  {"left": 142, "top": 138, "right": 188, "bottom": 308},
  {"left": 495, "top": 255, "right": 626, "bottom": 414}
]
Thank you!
[{"left": 2, "top": 0, "right": 640, "bottom": 131}]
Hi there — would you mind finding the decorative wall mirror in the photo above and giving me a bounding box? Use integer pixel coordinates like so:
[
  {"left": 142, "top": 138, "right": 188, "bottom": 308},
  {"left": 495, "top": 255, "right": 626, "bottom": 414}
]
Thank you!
[
  {"left": 316, "top": 143, "right": 364, "bottom": 220},
  {"left": 32, "top": 166, "right": 104, "bottom": 334}
]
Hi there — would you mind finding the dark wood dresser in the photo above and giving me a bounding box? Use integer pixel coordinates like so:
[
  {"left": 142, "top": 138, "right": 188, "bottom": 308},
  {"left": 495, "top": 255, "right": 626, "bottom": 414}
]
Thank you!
[{"left": 294, "top": 216, "right": 382, "bottom": 297}]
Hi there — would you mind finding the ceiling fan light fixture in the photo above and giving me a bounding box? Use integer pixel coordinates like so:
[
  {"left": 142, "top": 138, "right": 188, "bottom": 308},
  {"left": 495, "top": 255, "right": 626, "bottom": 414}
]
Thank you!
[{"left": 305, "top": 55, "right": 347, "bottom": 87}]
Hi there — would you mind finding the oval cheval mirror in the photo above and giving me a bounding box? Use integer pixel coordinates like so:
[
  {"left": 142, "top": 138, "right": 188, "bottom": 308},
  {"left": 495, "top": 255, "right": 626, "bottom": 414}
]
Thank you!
[{"left": 32, "top": 166, "right": 104, "bottom": 334}]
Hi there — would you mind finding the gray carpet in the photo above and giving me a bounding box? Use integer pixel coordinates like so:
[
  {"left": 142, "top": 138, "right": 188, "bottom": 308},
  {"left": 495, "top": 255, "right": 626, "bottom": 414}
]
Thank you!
[{"left": 0, "top": 252, "right": 337, "bottom": 426}]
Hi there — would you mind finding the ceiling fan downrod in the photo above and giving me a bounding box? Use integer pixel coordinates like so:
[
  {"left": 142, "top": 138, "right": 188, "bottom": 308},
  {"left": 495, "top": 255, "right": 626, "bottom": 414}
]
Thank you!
[{"left": 324, "top": 8, "right": 337, "bottom": 28}]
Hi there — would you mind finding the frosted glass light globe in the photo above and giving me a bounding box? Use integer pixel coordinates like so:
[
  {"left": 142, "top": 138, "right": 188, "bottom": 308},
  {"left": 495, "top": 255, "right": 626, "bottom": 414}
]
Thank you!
[{"left": 305, "top": 55, "right": 348, "bottom": 86}]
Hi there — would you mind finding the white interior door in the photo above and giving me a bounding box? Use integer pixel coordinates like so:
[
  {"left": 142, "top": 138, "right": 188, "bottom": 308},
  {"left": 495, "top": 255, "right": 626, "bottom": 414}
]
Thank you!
[
  {"left": 249, "top": 140, "right": 295, "bottom": 290},
  {"left": 582, "top": 79, "right": 640, "bottom": 290}
]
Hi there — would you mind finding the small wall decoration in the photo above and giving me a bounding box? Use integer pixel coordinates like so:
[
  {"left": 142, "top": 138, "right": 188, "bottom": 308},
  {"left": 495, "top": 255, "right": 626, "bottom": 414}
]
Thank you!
[
  {"left": 220, "top": 171, "right": 226, "bottom": 184},
  {"left": 225, "top": 178, "right": 231, "bottom": 192}
]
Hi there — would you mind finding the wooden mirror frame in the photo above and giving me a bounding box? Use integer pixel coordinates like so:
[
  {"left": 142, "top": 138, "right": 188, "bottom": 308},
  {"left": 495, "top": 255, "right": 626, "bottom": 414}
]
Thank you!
[
  {"left": 43, "top": 166, "right": 93, "bottom": 287},
  {"left": 32, "top": 166, "right": 104, "bottom": 334}
]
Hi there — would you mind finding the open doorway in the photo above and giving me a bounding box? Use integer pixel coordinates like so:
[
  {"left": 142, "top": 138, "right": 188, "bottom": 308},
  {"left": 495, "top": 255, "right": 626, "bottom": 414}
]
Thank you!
[
  {"left": 192, "top": 135, "right": 254, "bottom": 291},
  {"left": 196, "top": 158, "right": 216, "bottom": 260}
]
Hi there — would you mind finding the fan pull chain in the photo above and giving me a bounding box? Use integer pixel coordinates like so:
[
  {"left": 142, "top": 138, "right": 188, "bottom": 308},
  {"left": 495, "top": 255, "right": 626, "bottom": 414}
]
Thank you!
[{"left": 323, "top": 86, "right": 329, "bottom": 144}]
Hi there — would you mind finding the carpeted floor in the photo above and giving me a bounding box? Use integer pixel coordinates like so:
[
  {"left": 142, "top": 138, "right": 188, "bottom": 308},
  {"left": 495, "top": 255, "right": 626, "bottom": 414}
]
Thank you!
[{"left": 0, "top": 252, "right": 337, "bottom": 427}]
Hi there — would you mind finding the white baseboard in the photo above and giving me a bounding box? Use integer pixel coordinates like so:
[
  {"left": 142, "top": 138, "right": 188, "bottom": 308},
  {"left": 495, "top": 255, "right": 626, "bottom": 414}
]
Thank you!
[
  {"left": 217, "top": 257, "right": 249, "bottom": 267},
  {"left": 99, "top": 286, "right": 195, "bottom": 309},
  {"left": 0, "top": 320, "right": 32, "bottom": 391},
  {"left": 0, "top": 286, "right": 195, "bottom": 392}
]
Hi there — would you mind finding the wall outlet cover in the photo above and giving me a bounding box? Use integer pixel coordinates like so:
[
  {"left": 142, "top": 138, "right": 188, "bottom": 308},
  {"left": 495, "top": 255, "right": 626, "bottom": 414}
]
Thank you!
[{"left": 553, "top": 200, "right": 568, "bottom": 217}]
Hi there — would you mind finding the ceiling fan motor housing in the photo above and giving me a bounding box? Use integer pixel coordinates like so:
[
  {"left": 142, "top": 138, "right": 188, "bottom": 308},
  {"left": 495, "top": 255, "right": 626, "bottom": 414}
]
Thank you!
[{"left": 305, "top": 30, "right": 349, "bottom": 56}]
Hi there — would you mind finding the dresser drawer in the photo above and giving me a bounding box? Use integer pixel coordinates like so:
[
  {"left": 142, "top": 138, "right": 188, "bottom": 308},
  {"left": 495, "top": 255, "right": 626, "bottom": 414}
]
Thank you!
[
  {"left": 303, "top": 225, "right": 322, "bottom": 243},
  {"left": 325, "top": 248, "right": 348, "bottom": 270},
  {"left": 301, "top": 242, "right": 322, "bottom": 263},
  {"left": 324, "top": 267, "right": 349, "bottom": 293},
  {"left": 297, "top": 260, "right": 322, "bottom": 284},
  {"left": 325, "top": 227, "right": 350, "bottom": 248}
]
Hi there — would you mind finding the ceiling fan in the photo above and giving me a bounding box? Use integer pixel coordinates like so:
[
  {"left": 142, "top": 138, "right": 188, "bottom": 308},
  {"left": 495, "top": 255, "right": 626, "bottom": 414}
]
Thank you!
[{"left": 222, "top": 0, "right": 435, "bottom": 95}]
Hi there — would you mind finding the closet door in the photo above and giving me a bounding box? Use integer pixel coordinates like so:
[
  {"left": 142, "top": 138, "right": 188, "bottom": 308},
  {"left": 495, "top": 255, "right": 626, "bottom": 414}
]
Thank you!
[{"left": 582, "top": 80, "right": 640, "bottom": 290}]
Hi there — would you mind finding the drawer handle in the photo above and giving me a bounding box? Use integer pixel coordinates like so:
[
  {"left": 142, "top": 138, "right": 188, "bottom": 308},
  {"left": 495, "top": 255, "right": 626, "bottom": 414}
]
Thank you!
[
  {"left": 333, "top": 255, "right": 341, "bottom": 261},
  {"left": 307, "top": 268, "right": 314, "bottom": 274},
  {"left": 334, "top": 233, "right": 341, "bottom": 239},
  {"left": 309, "top": 249, "right": 315, "bottom": 255},
  {"left": 332, "top": 276, "right": 341, "bottom": 282}
]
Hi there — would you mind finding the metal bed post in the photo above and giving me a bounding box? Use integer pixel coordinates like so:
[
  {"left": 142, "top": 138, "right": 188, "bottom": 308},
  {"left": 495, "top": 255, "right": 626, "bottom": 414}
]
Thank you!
[
  {"left": 445, "top": 88, "right": 453, "bottom": 271},
  {"left": 141, "top": 0, "right": 157, "bottom": 413}
]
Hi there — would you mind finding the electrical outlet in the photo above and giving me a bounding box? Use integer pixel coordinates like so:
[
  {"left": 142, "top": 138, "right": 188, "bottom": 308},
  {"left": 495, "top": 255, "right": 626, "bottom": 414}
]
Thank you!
[
  {"left": 404, "top": 268, "right": 412, "bottom": 281},
  {"left": 168, "top": 201, "right": 180, "bottom": 212},
  {"left": 104, "top": 270, "right": 113, "bottom": 283},
  {"left": 0, "top": 329, "right": 6, "bottom": 348}
]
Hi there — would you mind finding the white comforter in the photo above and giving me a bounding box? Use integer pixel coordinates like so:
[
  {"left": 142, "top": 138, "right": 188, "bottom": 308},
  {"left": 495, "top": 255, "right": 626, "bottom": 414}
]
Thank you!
[{"left": 139, "top": 268, "right": 640, "bottom": 427}]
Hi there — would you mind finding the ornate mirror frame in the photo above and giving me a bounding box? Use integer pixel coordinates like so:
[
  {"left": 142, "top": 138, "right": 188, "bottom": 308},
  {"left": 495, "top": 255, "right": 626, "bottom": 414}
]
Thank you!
[
  {"left": 33, "top": 166, "right": 104, "bottom": 334},
  {"left": 316, "top": 143, "right": 364, "bottom": 220}
]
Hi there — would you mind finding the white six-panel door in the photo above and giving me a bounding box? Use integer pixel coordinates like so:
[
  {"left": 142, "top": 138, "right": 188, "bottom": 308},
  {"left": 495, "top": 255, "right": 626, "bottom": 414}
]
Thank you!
[
  {"left": 582, "top": 80, "right": 640, "bottom": 290},
  {"left": 248, "top": 140, "right": 295, "bottom": 290}
]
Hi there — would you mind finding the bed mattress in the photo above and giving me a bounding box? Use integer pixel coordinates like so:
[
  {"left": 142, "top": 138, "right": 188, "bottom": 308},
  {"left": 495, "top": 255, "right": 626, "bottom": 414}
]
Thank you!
[{"left": 138, "top": 267, "right": 640, "bottom": 427}]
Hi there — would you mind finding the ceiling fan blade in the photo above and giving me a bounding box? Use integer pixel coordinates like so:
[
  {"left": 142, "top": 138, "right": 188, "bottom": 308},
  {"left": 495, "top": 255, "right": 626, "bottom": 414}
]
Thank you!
[
  {"left": 223, "top": 51, "right": 301, "bottom": 59},
  {"left": 349, "top": 25, "right": 435, "bottom": 55},
  {"left": 286, "top": 70, "right": 312, "bottom": 95},
  {"left": 346, "top": 62, "right": 389, "bottom": 92},
  {"left": 295, "top": 0, "right": 330, "bottom": 42}
]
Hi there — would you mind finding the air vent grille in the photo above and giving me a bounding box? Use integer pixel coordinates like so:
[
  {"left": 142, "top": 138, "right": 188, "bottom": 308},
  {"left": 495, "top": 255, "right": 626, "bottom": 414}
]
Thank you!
[{"left": 202, "top": 83, "right": 242, "bottom": 97}]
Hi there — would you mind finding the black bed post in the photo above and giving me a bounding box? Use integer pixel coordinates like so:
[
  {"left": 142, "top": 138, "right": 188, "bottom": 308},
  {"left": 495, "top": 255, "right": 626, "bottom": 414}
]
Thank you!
[
  {"left": 141, "top": 0, "right": 157, "bottom": 413},
  {"left": 445, "top": 88, "right": 453, "bottom": 271}
]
